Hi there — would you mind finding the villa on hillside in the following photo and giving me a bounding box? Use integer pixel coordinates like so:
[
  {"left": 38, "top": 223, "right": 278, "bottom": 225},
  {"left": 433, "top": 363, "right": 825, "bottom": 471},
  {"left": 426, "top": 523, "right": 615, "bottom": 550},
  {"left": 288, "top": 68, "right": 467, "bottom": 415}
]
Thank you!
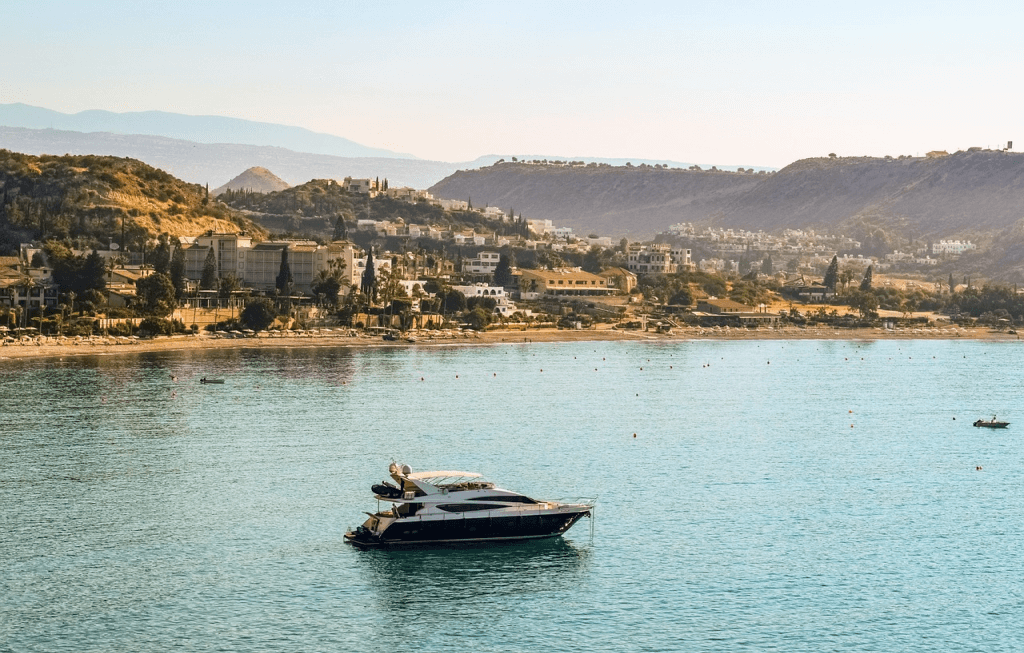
[{"left": 518, "top": 268, "right": 611, "bottom": 299}]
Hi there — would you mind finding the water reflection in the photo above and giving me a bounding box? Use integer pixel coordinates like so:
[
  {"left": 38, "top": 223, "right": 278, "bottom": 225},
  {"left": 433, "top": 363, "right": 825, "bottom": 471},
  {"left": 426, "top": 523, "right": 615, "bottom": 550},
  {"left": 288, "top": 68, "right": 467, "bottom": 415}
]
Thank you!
[{"left": 359, "top": 538, "right": 591, "bottom": 614}]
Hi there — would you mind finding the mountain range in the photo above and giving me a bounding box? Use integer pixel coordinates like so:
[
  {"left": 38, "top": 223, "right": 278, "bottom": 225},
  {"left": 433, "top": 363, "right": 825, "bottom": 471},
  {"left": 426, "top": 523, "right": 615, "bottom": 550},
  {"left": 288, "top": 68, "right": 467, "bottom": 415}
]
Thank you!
[
  {"left": 0, "top": 104, "right": 753, "bottom": 190},
  {"left": 0, "top": 103, "right": 415, "bottom": 159}
]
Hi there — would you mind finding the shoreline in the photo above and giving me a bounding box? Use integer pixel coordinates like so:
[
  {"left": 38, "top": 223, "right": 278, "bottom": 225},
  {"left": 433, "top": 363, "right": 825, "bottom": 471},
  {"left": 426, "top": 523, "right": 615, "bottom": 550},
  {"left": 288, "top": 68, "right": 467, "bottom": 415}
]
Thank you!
[{"left": 1, "top": 325, "right": 1019, "bottom": 361}]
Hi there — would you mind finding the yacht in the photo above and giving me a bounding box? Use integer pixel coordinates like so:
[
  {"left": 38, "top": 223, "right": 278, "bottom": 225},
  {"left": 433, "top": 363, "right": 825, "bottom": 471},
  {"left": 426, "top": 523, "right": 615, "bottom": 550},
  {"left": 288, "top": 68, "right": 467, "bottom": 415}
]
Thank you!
[{"left": 344, "top": 463, "right": 594, "bottom": 547}]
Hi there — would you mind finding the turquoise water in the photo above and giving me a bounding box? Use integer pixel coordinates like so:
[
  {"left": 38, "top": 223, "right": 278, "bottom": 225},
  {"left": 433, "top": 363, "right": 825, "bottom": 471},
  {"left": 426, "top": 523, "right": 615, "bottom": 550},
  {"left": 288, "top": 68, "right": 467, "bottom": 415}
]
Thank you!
[{"left": 2, "top": 339, "right": 1023, "bottom": 652}]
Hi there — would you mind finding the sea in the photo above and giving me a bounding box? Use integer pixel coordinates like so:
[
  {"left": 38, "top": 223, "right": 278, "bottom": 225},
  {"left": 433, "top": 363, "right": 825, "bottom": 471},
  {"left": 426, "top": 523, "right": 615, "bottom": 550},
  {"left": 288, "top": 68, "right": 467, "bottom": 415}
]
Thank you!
[{"left": 2, "top": 339, "right": 1022, "bottom": 652}]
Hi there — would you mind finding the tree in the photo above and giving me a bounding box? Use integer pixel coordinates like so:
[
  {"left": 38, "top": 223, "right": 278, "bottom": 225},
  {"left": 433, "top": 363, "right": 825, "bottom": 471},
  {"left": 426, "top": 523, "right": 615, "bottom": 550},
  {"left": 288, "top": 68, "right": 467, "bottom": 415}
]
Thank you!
[
  {"left": 169, "top": 246, "right": 186, "bottom": 298},
  {"left": 859, "top": 265, "right": 873, "bottom": 291},
  {"left": 332, "top": 215, "right": 349, "bottom": 241},
  {"left": 241, "top": 299, "right": 277, "bottom": 331},
  {"left": 152, "top": 234, "right": 171, "bottom": 274},
  {"left": 200, "top": 248, "right": 218, "bottom": 290},
  {"left": 218, "top": 273, "right": 241, "bottom": 299},
  {"left": 839, "top": 268, "right": 855, "bottom": 292},
  {"left": 668, "top": 287, "right": 693, "bottom": 306},
  {"left": 493, "top": 254, "right": 513, "bottom": 286},
  {"left": 465, "top": 307, "right": 492, "bottom": 330},
  {"left": 949, "top": 273, "right": 956, "bottom": 294},
  {"left": 360, "top": 249, "right": 377, "bottom": 301},
  {"left": 823, "top": 255, "right": 839, "bottom": 292},
  {"left": 82, "top": 250, "right": 107, "bottom": 293},
  {"left": 311, "top": 270, "right": 342, "bottom": 305},
  {"left": 443, "top": 289, "right": 467, "bottom": 313},
  {"left": 276, "top": 247, "right": 293, "bottom": 295},
  {"left": 136, "top": 272, "right": 177, "bottom": 316},
  {"left": 761, "top": 255, "right": 773, "bottom": 275},
  {"left": 847, "top": 290, "right": 878, "bottom": 318}
]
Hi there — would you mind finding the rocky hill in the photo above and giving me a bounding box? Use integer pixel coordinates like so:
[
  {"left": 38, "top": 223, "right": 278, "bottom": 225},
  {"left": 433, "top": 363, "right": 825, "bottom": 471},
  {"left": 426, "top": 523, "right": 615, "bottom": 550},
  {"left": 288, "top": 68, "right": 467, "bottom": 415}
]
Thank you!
[
  {"left": 213, "top": 167, "right": 290, "bottom": 195},
  {"left": 429, "top": 162, "right": 765, "bottom": 238},
  {"left": 0, "top": 149, "right": 265, "bottom": 255}
]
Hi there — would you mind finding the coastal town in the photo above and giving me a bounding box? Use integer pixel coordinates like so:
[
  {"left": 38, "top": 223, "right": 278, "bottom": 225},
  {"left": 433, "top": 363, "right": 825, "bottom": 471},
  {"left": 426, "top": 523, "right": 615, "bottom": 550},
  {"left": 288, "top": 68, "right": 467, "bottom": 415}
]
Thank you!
[{"left": 1, "top": 173, "right": 1018, "bottom": 355}]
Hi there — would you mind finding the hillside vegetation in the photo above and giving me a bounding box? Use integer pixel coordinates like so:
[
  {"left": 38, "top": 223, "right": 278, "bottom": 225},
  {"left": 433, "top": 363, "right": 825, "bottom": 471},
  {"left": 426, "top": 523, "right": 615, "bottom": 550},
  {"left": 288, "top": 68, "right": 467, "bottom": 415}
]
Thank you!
[
  {"left": 220, "top": 179, "right": 529, "bottom": 243},
  {"left": 0, "top": 149, "right": 264, "bottom": 255}
]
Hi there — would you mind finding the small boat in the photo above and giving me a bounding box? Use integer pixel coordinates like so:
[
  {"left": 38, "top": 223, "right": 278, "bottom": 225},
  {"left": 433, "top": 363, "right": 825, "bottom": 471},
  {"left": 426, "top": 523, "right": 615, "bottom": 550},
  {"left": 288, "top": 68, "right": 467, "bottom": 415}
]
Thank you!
[
  {"left": 345, "top": 463, "right": 595, "bottom": 548},
  {"left": 199, "top": 377, "right": 225, "bottom": 384},
  {"left": 974, "top": 416, "right": 1009, "bottom": 428}
]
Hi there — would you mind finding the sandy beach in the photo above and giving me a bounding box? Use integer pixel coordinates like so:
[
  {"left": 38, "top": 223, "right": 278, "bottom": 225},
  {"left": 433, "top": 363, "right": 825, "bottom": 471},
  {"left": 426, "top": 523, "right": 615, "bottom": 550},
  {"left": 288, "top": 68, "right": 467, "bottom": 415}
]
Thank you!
[{"left": 1, "top": 324, "right": 1019, "bottom": 361}]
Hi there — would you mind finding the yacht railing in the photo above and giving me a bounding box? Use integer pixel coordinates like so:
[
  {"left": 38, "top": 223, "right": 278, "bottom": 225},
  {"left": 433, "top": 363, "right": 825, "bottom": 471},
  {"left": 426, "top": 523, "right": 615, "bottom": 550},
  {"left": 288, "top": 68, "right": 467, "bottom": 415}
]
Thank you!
[{"left": 549, "top": 496, "right": 597, "bottom": 508}]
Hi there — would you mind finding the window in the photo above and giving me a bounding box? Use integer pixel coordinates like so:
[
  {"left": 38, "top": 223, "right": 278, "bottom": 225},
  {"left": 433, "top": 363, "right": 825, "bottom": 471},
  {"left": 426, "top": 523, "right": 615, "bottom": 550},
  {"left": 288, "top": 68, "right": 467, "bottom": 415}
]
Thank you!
[
  {"left": 437, "top": 503, "right": 505, "bottom": 512},
  {"left": 468, "top": 495, "right": 537, "bottom": 504}
]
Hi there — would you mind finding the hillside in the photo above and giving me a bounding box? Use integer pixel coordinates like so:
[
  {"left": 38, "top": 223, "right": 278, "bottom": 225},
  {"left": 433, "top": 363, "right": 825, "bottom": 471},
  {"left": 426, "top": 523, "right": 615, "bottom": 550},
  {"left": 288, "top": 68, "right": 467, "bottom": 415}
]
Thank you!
[
  {"left": 0, "top": 127, "right": 465, "bottom": 189},
  {"left": 0, "top": 149, "right": 265, "bottom": 255},
  {"left": 213, "top": 167, "right": 290, "bottom": 195},
  {"left": 0, "top": 103, "right": 415, "bottom": 159},
  {"left": 711, "top": 151, "right": 1024, "bottom": 238},
  {"left": 220, "top": 180, "right": 527, "bottom": 243},
  {"left": 429, "top": 162, "right": 764, "bottom": 238},
  {"left": 429, "top": 152, "right": 1024, "bottom": 243}
]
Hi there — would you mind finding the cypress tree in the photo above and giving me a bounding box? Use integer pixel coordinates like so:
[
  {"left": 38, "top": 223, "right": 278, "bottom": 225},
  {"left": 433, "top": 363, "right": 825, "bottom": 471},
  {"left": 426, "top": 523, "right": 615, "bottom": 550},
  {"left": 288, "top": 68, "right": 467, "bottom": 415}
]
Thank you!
[
  {"left": 200, "top": 248, "right": 218, "bottom": 290},
  {"left": 361, "top": 249, "right": 377, "bottom": 301},
  {"left": 823, "top": 255, "right": 839, "bottom": 292},
  {"left": 493, "top": 254, "right": 513, "bottom": 287},
  {"left": 859, "top": 264, "right": 873, "bottom": 291},
  {"left": 276, "top": 247, "right": 293, "bottom": 294},
  {"left": 170, "top": 246, "right": 186, "bottom": 298},
  {"left": 333, "top": 215, "right": 349, "bottom": 241},
  {"left": 949, "top": 273, "right": 956, "bottom": 294}
]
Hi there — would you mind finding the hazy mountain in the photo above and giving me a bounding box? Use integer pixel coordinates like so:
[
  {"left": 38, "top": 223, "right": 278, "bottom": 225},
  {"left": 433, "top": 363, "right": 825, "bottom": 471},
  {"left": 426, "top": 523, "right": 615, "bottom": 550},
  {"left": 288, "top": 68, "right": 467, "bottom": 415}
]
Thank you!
[
  {"left": 212, "top": 167, "right": 290, "bottom": 195},
  {"left": 429, "top": 162, "right": 765, "bottom": 238},
  {"left": 0, "top": 126, "right": 469, "bottom": 189},
  {"left": 0, "top": 103, "right": 415, "bottom": 159}
]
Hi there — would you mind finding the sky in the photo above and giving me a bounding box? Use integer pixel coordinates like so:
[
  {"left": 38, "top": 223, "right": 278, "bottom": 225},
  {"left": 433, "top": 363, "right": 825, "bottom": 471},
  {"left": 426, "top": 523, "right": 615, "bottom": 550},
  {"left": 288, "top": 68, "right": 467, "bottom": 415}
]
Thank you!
[{"left": 2, "top": 0, "right": 1022, "bottom": 167}]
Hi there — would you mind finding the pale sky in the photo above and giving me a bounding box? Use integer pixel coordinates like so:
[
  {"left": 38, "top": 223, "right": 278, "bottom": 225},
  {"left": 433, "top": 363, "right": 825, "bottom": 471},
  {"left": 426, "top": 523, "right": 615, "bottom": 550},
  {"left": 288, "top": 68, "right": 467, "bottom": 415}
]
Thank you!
[{"left": 3, "top": 0, "right": 1021, "bottom": 167}]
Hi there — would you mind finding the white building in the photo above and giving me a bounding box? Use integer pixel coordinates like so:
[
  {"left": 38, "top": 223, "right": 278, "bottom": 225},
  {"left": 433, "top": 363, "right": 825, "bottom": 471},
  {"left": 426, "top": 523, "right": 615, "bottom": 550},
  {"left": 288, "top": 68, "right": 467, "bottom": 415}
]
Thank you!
[
  {"left": 627, "top": 244, "right": 677, "bottom": 274},
  {"left": 438, "top": 199, "right": 469, "bottom": 211},
  {"left": 452, "top": 283, "right": 516, "bottom": 315},
  {"left": 342, "top": 177, "right": 379, "bottom": 196},
  {"left": 463, "top": 251, "right": 501, "bottom": 274},
  {"left": 933, "top": 240, "right": 976, "bottom": 256}
]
